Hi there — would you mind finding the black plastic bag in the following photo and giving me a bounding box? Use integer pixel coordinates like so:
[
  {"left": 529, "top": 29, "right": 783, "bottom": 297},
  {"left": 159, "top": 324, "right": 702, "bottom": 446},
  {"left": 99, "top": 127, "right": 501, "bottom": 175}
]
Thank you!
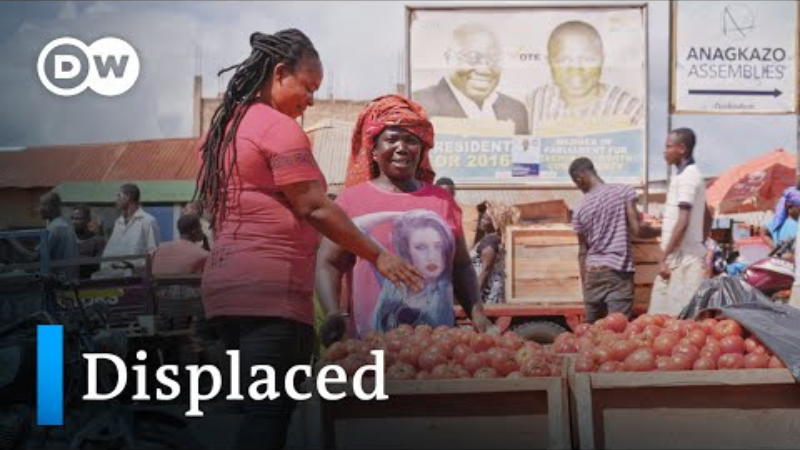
[
  {"left": 678, "top": 276, "right": 770, "bottom": 319},
  {"left": 719, "top": 301, "right": 800, "bottom": 381},
  {"left": 678, "top": 276, "right": 800, "bottom": 382}
]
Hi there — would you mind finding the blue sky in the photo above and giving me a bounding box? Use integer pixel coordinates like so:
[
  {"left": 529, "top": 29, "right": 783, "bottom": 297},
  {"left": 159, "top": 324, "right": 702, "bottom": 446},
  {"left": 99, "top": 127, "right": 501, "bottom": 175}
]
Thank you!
[{"left": 0, "top": 0, "right": 795, "bottom": 180}]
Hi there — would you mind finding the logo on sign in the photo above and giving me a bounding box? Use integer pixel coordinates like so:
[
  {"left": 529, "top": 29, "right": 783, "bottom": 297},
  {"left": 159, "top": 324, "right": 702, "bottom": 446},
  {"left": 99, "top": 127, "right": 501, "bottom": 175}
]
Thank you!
[
  {"left": 37, "top": 37, "right": 140, "bottom": 97},
  {"left": 722, "top": 5, "right": 755, "bottom": 40}
]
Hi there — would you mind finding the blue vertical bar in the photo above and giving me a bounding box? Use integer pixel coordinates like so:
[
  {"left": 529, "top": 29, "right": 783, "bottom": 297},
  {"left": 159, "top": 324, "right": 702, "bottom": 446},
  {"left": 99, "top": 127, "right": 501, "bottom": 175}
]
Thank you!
[{"left": 37, "top": 325, "right": 63, "bottom": 426}]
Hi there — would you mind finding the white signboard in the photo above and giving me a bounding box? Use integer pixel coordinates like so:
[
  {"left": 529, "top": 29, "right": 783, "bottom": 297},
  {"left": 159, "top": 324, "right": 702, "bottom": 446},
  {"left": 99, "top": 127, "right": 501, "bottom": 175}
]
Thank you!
[{"left": 672, "top": 1, "right": 798, "bottom": 114}]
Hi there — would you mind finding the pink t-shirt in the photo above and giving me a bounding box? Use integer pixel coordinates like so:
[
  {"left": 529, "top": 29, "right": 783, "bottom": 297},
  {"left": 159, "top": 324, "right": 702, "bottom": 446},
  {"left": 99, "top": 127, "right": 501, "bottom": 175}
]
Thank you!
[
  {"left": 201, "top": 103, "right": 326, "bottom": 324},
  {"left": 336, "top": 182, "right": 463, "bottom": 337}
]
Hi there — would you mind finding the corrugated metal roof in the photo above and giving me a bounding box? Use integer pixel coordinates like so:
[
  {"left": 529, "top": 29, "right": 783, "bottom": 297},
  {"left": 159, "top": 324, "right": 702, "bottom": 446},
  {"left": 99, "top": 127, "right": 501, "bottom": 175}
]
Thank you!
[
  {"left": 306, "top": 119, "right": 586, "bottom": 208},
  {"left": 0, "top": 138, "right": 200, "bottom": 188}
]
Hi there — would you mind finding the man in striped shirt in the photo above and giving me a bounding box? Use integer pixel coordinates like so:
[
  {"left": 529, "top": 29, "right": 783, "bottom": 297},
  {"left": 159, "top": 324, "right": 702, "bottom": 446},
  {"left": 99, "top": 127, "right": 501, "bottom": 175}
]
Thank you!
[
  {"left": 570, "top": 158, "right": 658, "bottom": 322},
  {"left": 527, "top": 21, "right": 643, "bottom": 132}
]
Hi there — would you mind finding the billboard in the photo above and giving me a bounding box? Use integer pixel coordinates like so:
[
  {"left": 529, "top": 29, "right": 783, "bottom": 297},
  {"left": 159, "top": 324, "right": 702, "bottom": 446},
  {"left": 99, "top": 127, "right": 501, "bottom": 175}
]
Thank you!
[
  {"left": 671, "top": 1, "right": 799, "bottom": 115},
  {"left": 407, "top": 4, "right": 648, "bottom": 187}
]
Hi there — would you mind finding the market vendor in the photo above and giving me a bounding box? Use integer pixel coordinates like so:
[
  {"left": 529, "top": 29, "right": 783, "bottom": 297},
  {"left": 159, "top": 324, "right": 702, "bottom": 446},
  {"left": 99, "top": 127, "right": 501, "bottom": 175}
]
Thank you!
[
  {"left": 315, "top": 94, "right": 494, "bottom": 344},
  {"left": 764, "top": 187, "right": 800, "bottom": 258}
]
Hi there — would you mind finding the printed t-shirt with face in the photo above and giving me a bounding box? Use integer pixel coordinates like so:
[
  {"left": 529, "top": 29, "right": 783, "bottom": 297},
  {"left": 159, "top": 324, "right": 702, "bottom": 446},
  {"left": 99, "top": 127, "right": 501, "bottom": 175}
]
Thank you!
[
  {"left": 201, "top": 103, "right": 326, "bottom": 325},
  {"left": 336, "top": 182, "right": 464, "bottom": 338}
]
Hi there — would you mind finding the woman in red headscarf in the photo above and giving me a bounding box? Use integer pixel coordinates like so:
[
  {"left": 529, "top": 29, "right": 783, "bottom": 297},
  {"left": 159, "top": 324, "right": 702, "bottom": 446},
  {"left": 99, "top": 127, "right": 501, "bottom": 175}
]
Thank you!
[{"left": 315, "top": 95, "right": 493, "bottom": 344}]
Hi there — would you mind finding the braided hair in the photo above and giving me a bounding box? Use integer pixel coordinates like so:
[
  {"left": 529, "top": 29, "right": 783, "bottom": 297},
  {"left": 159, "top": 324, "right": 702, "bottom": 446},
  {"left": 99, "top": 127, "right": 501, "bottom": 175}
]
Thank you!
[{"left": 194, "top": 29, "right": 319, "bottom": 226}]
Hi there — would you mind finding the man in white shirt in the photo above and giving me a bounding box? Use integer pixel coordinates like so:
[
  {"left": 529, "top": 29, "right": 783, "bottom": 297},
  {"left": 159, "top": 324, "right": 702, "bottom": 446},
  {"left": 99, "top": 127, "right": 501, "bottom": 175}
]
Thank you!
[
  {"left": 649, "top": 128, "right": 708, "bottom": 316},
  {"left": 99, "top": 183, "right": 160, "bottom": 273},
  {"left": 412, "top": 23, "right": 529, "bottom": 135}
]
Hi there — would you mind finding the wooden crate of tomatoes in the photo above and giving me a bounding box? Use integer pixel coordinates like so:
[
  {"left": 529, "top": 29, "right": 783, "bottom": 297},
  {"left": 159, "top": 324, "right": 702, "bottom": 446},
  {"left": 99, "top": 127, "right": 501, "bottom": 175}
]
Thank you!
[
  {"left": 306, "top": 324, "right": 572, "bottom": 450},
  {"left": 553, "top": 312, "right": 799, "bottom": 450}
]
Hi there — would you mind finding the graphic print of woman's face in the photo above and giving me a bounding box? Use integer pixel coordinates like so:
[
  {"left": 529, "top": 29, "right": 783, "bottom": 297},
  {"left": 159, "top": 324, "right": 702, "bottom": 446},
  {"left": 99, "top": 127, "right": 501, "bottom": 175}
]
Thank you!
[{"left": 408, "top": 226, "right": 446, "bottom": 279}]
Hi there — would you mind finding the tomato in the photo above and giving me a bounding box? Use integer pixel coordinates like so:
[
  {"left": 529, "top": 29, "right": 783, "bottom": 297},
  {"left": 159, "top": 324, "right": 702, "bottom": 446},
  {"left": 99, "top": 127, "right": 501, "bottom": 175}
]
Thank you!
[
  {"left": 653, "top": 332, "right": 680, "bottom": 356},
  {"left": 520, "top": 357, "right": 551, "bottom": 377},
  {"left": 419, "top": 348, "right": 448, "bottom": 371},
  {"left": 655, "top": 356, "right": 670, "bottom": 371},
  {"left": 499, "top": 333, "right": 524, "bottom": 351},
  {"left": 700, "top": 343, "right": 723, "bottom": 361},
  {"left": 415, "top": 370, "right": 432, "bottom": 380},
  {"left": 325, "top": 342, "right": 348, "bottom": 361},
  {"left": 744, "top": 337, "right": 765, "bottom": 354},
  {"left": 506, "top": 371, "right": 525, "bottom": 379},
  {"left": 473, "top": 367, "right": 500, "bottom": 379},
  {"left": 692, "top": 356, "right": 717, "bottom": 371},
  {"left": 624, "top": 322, "right": 645, "bottom": 336},
  {"left": 574, "top": 323, "right": 592, "bottom": 337},
  {"left": 717, "top": 353, "right": 745, "bottom": 370},
  {"left": 744, "top": 353, "right": 770, "bottom": 369},
  {"left": 452, "top": 364, "right": 471, "bottom": 379},
  {"left": 623, "top": 348, "right": 656, "bottom": 372},
  {"left": 409, "top": 333, "right": 432, "bottom": 349},
  {"left": 431, "top": 364, "right": 456, "bottom": 379},
  {"left": 769, "top": 356, "right": 787, "bottom": 369},
  {"left": 719, "top": 335, "right": 745, "bottom": 354},
  {"left": 430, "top": 342, "right": 454, "bottom": 359},
  {"left": 395, "top": 324, "right": 415, "bottom": 337},
  {"left": 593, "top": 318, "right": 608, "bottom": 331},
  {"left": 414, "top": 324, "right": 433, "bottom": 336},
  {"left": 609, "top": 340, "right": 637, "bottom": 361},
  {"left": 687, "top": 329, "right": 707, "bottom": 348},
  {"left": 451, "top": 344, "right": 473, "bottom": 364},
  {"left": 553, "top": 338, "right": 579, "bottom": 354},
  {"left": 671, "top": 343, "right": 700, "bottom": 363},
  {"left": 385, "top": 337, "right": 405, "bottom": 353},
  {"left": 670, "top": 353, "right": 694, "bottom": 370},
  {"left": 386, "top": 363, "right": 417, "bottom": 380},
  {"left": 432, "top": 325, "right": 450, "bottom": 336},
  {"left": 698, "top": 317, "right": 717, "bottom": 333},
  {"left": 491, "top": 350, "right": 520, "bottom": 376},
  {"left": 575, "top": 356, "right": 595, "bottom": 373},
  {"left": 515, "top": 342, "right": 544, "bottom": 364},
  {"left": 605, "top": 312, "right": 629, "bottom": 333},
  {"left": 462, "top": 353, "right": 485, "bottom": 374},
  {"left": 642, "top": 325, "right": 662, "bottom": 340},
  {"left": 591, "top": 345, "right": 614, "bottom": 365},
  {"left": 597, "top": 361, "right": 622, "bottom": 373},
  {"left": 340, "top": 354, "right": 365, "bottom": 376},
  {"left": 712, "top": 319, "right": 743, "bottom": 340},
  {"left": 470, "top": 333, "right": 496, "bottom": 353},
  {"left": 398, "top": 346, "right": 422, "bottom": 366}
]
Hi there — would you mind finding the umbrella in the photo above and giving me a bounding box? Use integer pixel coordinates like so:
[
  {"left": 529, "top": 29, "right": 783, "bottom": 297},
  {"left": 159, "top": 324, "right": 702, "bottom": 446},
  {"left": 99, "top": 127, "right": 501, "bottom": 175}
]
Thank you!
[{"left": 706, "top": 149, "right": 797, "bottom": 215}]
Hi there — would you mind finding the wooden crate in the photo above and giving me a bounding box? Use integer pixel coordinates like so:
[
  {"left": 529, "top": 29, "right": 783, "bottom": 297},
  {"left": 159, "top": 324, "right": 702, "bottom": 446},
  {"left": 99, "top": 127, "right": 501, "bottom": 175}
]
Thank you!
[
  {"left": 506, "top": 226, "right": 662, "bottom": 309},
  {"left": 569, "top": 369, "right": 800, "bottom": 449},
  {"left": 306, "top": 376, "right": 571, "bottom": 449},
  {"left": 506, "top": 224, "right": 583, "bottom": 305}
]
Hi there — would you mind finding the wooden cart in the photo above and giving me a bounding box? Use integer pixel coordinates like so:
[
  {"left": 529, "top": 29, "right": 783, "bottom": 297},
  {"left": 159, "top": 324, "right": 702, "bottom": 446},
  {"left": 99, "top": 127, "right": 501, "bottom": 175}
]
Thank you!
[
  {"left": 304, "top": 374, "right": 571, "bottom": 450},
  {"left": 569, "top": 368, "right": 800, "bottom": 449}
]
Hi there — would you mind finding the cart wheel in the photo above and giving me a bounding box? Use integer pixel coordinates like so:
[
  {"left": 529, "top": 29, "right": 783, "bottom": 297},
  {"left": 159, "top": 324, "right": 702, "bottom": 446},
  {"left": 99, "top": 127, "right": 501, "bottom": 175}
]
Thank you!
[{"left": 512, "top": 321, "right": 568, "bottom": 344}]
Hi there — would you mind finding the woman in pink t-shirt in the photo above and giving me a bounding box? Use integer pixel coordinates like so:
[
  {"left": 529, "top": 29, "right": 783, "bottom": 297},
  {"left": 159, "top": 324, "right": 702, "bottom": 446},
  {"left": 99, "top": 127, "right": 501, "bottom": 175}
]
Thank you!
[
  {"left": 315, "top": 95, "right": 494, "bottom": 344},
  {"left": 194, "top": 30, "right": 422, "bottom": 449}
]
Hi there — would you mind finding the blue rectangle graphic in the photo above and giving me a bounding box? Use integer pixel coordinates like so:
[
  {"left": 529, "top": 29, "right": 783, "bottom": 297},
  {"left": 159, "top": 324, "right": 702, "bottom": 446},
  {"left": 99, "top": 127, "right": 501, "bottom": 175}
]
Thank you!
[{"left": 37, "top": 325, "right": 63, "bottom": 426}]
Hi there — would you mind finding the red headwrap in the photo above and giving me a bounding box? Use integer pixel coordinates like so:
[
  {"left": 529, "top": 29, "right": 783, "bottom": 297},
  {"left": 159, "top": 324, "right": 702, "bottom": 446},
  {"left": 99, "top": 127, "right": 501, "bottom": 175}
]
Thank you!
[{"left": 344, "top": 94, "right": 436, "bottom": 188}]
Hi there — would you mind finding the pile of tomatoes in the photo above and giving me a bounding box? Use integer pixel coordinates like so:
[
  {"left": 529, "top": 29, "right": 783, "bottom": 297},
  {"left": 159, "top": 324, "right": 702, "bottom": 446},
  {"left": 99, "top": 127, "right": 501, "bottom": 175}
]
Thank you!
[
  {"left": 319, "top": 324, "right": 563, "bottom": 380},
  {"left": 553, "top": 313, "right": 787, "bottom": 373}
]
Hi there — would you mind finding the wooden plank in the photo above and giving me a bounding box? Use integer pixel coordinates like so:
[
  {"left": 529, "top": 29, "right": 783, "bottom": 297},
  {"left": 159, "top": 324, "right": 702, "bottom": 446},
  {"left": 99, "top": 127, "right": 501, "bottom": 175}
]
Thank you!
[
  {"left": 602, "top": 408, "right": 800, "bottom": 450},
  {"left": 515, "top": 259, "right": 580, "bottom": 278},
  {"left": 589, "top": 368, "right": 794, "bottom": 389},
  {"left": 317, "top": 377, "right": 558, "bottom": 396},
  {"left": 548, "top": 377, "right": 572, "bottom": 450},
  {"left": 514, "top": 235, "right": 579, "bottom": 246},
  {"left": 515, "top": 245, "right": 578, "bottom": 260},
  {"left": 572, "top": 374, "right": 596, "bottom": 450}
]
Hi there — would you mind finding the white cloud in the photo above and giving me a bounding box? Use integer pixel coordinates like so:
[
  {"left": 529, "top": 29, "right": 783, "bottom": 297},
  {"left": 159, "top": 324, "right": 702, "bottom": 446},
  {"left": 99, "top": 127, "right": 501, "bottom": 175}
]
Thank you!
[{"left": 56, "top": 1, "right": 79, "bottom": 20}]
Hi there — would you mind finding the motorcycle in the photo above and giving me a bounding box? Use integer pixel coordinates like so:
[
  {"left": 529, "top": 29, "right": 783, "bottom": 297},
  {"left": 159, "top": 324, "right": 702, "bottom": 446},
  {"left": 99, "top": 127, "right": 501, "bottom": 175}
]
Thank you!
[{"left": 741, "top": 238, "right": 795, "bottom": 300}]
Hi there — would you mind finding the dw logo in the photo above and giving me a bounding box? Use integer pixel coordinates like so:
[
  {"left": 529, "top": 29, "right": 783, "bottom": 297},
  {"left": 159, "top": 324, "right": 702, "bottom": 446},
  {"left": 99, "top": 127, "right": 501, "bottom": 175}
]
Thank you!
[{"left": 37, "top": 36, "right": 140, "bottom": 97}]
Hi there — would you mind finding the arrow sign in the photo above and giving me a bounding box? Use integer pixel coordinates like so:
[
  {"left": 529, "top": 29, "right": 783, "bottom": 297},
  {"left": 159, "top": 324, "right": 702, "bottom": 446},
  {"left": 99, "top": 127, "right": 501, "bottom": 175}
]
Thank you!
[{"left": 688, "top": 89, "right": 782, "bottom": 97}]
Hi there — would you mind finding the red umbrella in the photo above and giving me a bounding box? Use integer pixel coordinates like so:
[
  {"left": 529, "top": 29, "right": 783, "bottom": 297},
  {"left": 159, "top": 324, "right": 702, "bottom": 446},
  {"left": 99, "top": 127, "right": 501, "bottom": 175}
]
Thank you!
[{"left": 706, "top": 149, "right": 797, "bottom": 215}]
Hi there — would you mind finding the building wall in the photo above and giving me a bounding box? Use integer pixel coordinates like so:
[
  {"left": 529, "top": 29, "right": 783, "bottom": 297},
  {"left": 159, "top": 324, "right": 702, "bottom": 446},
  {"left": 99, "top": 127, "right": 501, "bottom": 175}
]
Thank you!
[{"left": 0, "top": 188, "right": 50, "bottom": 229}]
